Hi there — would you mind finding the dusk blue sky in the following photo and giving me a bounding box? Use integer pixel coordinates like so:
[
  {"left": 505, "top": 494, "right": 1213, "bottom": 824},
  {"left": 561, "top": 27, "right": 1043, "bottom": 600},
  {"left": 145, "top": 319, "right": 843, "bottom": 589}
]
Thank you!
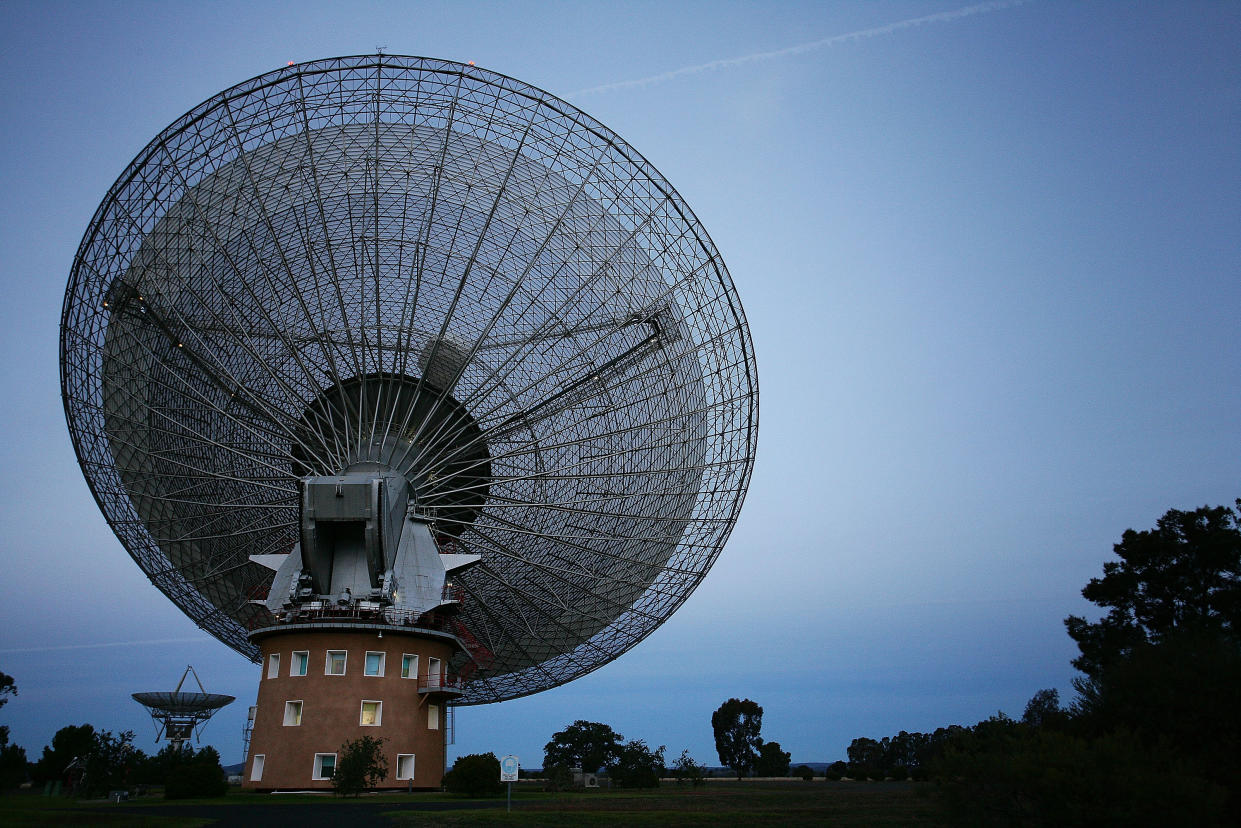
[{"left": 1, "top": 1, "right": 1238, "bottom": 770}]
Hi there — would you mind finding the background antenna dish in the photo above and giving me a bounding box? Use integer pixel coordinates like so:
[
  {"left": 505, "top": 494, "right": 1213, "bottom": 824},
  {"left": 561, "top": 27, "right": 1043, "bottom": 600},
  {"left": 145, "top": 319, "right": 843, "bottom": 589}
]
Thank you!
[
  {"left": 62, "top": 55, "right": 758, "bottom": 704},
  {"left": 132, "top": 665, "right": 234, "bottom": 750}
]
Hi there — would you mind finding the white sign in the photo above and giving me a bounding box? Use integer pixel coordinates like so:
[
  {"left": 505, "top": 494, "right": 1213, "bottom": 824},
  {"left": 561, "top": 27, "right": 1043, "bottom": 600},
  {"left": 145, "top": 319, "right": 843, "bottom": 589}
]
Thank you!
[{"left": 500, "top": 754, "right": 519, "bottom": 782}]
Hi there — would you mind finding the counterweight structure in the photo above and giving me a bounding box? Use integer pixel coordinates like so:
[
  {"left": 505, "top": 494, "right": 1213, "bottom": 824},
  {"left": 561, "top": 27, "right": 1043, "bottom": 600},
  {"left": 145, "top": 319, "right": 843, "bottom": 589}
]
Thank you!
[{"left": 62, "top": 55, "right": 757, "bottom": 790}]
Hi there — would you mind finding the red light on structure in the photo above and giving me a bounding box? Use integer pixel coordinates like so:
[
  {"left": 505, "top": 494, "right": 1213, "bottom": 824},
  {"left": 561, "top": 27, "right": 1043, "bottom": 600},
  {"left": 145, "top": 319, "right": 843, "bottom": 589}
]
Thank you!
[
  {"left": 467, "top": 61, "right": 476, "bottom": 66},
  {"left": 287, "top": 61, "right": 295, "bottom": 66}
]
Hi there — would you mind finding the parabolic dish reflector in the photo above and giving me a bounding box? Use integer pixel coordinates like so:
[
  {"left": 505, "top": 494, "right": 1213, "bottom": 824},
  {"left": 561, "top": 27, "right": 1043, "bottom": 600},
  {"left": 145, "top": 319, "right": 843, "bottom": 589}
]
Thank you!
[{"left": 62, "top": 55, "right": 757, "bottom": 703}]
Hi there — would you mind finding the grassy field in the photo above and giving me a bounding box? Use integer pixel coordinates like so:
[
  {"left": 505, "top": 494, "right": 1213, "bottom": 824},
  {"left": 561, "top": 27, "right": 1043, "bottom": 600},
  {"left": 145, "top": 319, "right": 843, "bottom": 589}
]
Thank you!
[
  {"left": 390, "top": 782, "right": 947, "bottom": 827},
  {"left": 0, "top": 781, "right": 948, "bottom": 827}
]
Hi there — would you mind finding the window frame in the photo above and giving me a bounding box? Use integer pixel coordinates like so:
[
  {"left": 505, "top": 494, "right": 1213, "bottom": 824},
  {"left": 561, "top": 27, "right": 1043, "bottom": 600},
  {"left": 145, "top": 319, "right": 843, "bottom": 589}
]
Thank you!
[
  {"left": 359, "top": 699, "right": 383, "bottom": 727},
  {"left": 396, "top": 753, "right": 415, "bottom": 780},
  {"left": 428, "top": 703, "right": 439, "bottom": 730},
  {"left": 283, "top": 699, "right": 303, "bottom": 726},
  {"left": 291, "top": 650, "right": 309, "bottom": 677},
  {"left": 312, "top": 752, "right": 337, "bottom": 781},
  {"left": 266, "top": 652, "right": 280, "bottom": 679},
  {"left": 325, "top": 650, "right": 347, "bottom": 676},
  {"left": 400, "top": 653, "right": 418, "bottom": 679},
  {"left": 250, "top": 754, "right": 265, "bottom": 782},
  {"left": 364, "top": 650, "right": 386, "bottom": 677}
]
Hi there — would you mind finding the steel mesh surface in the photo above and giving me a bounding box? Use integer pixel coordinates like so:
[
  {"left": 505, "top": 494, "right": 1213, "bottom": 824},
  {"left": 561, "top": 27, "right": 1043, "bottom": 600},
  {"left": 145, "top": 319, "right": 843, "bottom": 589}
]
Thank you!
[{"left": 62, "top": 55, "right": 757, "bottom": 703}]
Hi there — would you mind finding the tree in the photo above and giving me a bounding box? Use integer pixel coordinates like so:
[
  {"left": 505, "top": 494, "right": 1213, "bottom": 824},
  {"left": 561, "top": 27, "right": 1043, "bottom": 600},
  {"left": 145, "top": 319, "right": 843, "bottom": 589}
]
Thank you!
[
  {"left": 792, "top": 764, "right": 814, "bottom": 781},
  {"left": 543, "top": 720, "right": 623, "bottom": 773},
  {"left": 0, "top": 726, "right": 27, "bottom": 790},
  {"left": 671, "top": 749, "right": 706, "bottom": 787},
  {"left": 165, "top": 746, "right": 227, "bottom": 799},
  {"left": 0, "top": 671, "right": 15, "bottom": 709},
  {"left": 1064, "top": 501, "right": 1241, "bottom": 678},
  {"left": 443, "top": 752, "right": 503, "bottom": 796},
  {"left": 332, "top": 735, "right": 388, "bottom": 796},
  {"left": 711, "top": 698, "right": 763, "bottom": 779},
  {"left": 846, "top": 737, "right": 883, "bottom": 777},
  {"left": 754, "top": 740, "right": 790, "bottom": 777},
  {"left": 1021, "top": 688, "right": 1067, "bottom": 730},
  {"left": 35, "top": 724, "right": 96, "bottom": 784},
  {"left": 607, "top": 739, "right": 665, "bottom": 788}
]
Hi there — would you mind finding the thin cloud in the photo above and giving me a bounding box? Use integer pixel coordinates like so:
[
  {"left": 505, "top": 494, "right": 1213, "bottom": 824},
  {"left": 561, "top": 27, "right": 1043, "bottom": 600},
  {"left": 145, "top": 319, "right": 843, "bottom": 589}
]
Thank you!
[
  {"left": 0, "top": 637, "right": 210, "bottom": 654},
  {"left": 568, "top": 0, "right": 1031, "bottom": 98}
]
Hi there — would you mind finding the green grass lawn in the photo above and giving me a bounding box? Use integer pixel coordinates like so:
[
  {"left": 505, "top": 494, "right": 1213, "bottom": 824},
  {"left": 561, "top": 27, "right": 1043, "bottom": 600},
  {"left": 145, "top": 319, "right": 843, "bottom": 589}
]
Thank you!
[
  {"left": 1, "top": 781, "right": 948, "bottom": 827},
  {"left": 384, "top": 782, "right": 947, "bottom": 827}
]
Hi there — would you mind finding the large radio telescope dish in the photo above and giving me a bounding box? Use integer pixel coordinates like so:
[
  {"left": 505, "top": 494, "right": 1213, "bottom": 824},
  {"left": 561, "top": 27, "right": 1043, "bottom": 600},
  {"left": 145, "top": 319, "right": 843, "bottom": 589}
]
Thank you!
[{"left": 61, "top": 55, "right": 757, "bottom": 704}]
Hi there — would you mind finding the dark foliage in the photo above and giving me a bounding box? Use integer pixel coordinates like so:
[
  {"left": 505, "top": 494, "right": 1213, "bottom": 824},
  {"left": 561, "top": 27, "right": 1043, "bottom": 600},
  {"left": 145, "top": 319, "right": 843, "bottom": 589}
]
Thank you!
[
  {"left": 671, "top": 750, "right": 706, "bottom": 787},
  {"left": 711, "top": 698, "right": 763, "bottom": 779},
  {"left": 607, "top": 739, "right": 665, "bottom": 788},
  {"left": 754, "top": 740, "right": 790, "bottom": 777},
  {"left": 931, "top": 716, "right": 1227, "bottom": 827},
  {"left": 443, "top": 752, "right": 503, "bottom": 796},
  {"left": 164, "top": 746, "right": 227, "bottom": 799},
  {"left": 34, "top": 724, "right": 95, "bottom": 784},
  {"left": 0, "top": 671, "right": 15, "bottom": 709},
  {"left": 792, "top": 764, "right": 814, "bottom": 781},
  {"left": 332, "top": 735, "right": 388, "bottom": 796},
  {"left": 541, "top": 763, "right": 573, "bottom": 791},
  {"left": 1064, "top": 501, "right": 1241, "bottom": 678},
  {"left": 0, "top": 726, "right": 28, "bottom": 789},
  {"left": 543, "top": 720, "right": 623, "bottom": 774},
  {"left": 824, "top": 760, "right": 846, "bottom": 780}
]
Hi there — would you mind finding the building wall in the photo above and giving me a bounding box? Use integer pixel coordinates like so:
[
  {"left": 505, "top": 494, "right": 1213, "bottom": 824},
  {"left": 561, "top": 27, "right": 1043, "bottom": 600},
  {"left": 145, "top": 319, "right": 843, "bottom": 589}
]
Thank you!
[{"left": 243, "top": 628, "right": 456, "bottom": 791}]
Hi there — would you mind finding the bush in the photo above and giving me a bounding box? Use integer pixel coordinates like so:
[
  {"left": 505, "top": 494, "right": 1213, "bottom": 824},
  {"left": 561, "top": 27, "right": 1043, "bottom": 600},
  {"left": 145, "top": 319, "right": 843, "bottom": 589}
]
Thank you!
[
  {"left": 164, "top": 747, "right": 226, "bottom": 799},
  {"left": 541, "top": 763, "right": 573, "bottom": 792},
  {"left": 889, "top": 764, "right": 909, "bottom": 781},
  {"left": 443, "top": 753, "right": 503, "bottom": 796},
  {"left": 672, "top": 750, "right": 706, "bottom": 787},
  {"left": 332, "top": 736, "right": 388, "bottom": 796},
  {"left": 825, "top": 760, "right": 846, "bottom": 780},
  {"left": 608, "top": 740, "right": 665, "bottom": 789},
  {"left": 932, "top": 726, "right": 1228, "bottom": 826},
  {"left": 792, "top": 764, "right": 814, "bottom": 781}
]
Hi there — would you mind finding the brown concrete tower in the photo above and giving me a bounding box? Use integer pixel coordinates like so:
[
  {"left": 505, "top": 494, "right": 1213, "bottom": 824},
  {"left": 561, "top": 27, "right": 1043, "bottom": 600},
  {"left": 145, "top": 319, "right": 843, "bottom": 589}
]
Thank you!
[
  {"left": 244, "top": 624, "right": 463, "bottom": 790},
  {"left": 241, "top": 470, "right": 484, "bottom": 791}
]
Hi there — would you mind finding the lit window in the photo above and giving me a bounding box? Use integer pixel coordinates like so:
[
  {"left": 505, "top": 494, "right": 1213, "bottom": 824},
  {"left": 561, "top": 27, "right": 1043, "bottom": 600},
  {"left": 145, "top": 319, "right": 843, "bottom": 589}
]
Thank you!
[
  {"left": 428, "top": 703, "right": 439, "bottom": 730},
  {"left": 396, "top": 754, "right": 415, "bottom": 780},
  {"left": 364, "top": 651, "right": 385, "bottom": 677},
  {"left": 291, "top": 651, "right": 308, "bottom": 676},
  {"left": 313, "top": 753, "right": 336, "bottom": 781},
  {"left": 360, "top": 700, "right": 382, "bottom": 726},
  {"left": 326, "top": 650, "right": 347, "bottom": 675},
  {"left": 401, "top": 654, "right": 418, "bottom": 679},
  {"left": 283, "top": 700, "right": 302, "bottom": 726},
  {"left": 266, "top": 653, "right": 280, "bottom": 679},
  {"left": 250, "top": 754, "right": 265, "bottom": 781}
]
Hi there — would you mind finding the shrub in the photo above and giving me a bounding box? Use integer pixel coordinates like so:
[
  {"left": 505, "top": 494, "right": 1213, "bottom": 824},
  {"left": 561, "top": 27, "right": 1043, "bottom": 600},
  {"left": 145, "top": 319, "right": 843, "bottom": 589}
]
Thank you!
[
  {"left": 672, "top": 750, "right": 706, "bottom": 787},
  {"left": 164, "top": 747, "right": 227, "bottom": 799},
  {"left": 443, "top": 753, "right": 503, "bottom": 796},
  {"left": 825, "top": 760, "right": 846, "bottom": 780},
  {"left": 541, "top": 763, "right": 573, "bottom": 792},
  {"left": 608, "top": 740, "right": 665, "bottom": 789},
  {"left": 792, "top": 764, "right": 814, "bottom": 781},
  {"left": 332, "top": 736, "right": 388, "bottom": 796}
]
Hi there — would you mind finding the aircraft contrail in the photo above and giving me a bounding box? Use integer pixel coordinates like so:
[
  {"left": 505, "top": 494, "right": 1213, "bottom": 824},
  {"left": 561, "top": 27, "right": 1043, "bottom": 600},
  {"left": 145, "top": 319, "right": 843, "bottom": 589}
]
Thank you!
[
  {"left": 568, "top": 0, "right": 1031, "bottom": 98},
  {"left": 0, "top": 637, "right": 210, "bottom": 654}
]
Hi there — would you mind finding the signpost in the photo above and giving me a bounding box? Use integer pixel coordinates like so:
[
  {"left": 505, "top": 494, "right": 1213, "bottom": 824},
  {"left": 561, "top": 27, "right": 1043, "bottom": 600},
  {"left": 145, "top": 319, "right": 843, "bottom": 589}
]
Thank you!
[{"left": 501, "top": 755, "right": 519, "bottom": 812}]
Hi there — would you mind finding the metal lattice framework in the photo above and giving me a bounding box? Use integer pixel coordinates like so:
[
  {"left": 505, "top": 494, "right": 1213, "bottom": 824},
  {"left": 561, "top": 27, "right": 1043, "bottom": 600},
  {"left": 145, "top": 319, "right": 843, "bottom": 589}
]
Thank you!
[{"left": 61, "top": 55, "right": 757, "bottom": 704}]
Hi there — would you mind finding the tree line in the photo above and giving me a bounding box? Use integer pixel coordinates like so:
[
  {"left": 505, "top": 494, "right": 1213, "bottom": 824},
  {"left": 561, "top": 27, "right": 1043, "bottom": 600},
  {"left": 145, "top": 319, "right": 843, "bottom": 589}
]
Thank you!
[{"left": 836, "top": 500, "right": 1241, "bottom": 825}]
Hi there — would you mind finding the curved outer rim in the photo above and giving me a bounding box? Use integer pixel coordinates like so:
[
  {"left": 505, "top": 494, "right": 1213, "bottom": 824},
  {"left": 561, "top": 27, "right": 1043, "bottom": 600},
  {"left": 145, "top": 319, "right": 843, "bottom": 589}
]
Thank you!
[{"left": 61, "top": 54, "right": 758, "bottom": 704}]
